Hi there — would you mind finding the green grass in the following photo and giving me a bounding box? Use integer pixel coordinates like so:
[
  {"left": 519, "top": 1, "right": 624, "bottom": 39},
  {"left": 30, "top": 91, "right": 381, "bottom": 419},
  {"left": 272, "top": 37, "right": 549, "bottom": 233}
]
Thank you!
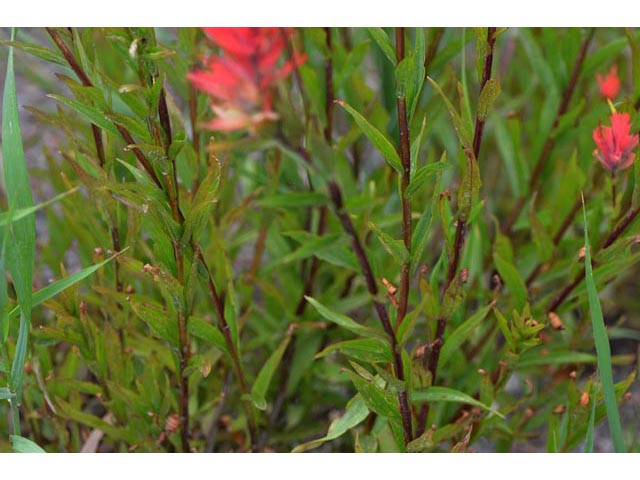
[{"left": 582, "top": 195, "right": 625, "bottom": 453}]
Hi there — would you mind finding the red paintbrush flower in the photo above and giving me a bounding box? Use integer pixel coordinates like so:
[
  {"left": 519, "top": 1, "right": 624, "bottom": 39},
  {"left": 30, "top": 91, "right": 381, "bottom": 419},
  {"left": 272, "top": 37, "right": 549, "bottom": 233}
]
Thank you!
[
  {"left": 188, "top": 27, "right": 306, "bottom": 133},
  {"left": 596, "top": 65, "right": 620, "bottom": 100},
  {"left": 593, "top": 112, "right": 639, "bottom": 173}
]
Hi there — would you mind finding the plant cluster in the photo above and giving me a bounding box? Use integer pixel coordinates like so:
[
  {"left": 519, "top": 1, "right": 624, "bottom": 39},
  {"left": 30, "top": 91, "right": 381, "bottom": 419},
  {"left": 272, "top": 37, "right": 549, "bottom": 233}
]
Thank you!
[{"left": 0, "top": 27, "right": 638, "bottom": 453}]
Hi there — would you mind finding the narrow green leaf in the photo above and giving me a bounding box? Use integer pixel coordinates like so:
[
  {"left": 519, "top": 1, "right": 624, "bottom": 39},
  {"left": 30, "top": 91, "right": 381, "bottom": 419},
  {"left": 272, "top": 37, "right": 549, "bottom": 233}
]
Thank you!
[
  {"left": 9, "top": 252, "right": 124, "bottom": 319},
  {"left": 10, "top": 435, "right": 46, "bottom": 453},
  {"left": 493, "top": 253, "right": 527, "bottom": 311},
  {"left": 409, "top": 115, "right": 428, "bottom": 175},
  {"left": 187, "top": 318, "right": 229, "bottom": 356},
  {"left": 477, "top": 78, "right": 501, "bottom": 121},
  {"left": 412, "top": 386, "right": 504, "bottom": 418},
  {"left": 47, "top": 94, "right": 120, "bottom": 136},
  {"left": 0, "top": 387, "right": 13, "bottom": 400},
  {"left": 427, "top": 76, "right": 472, "bottom": 149},
  {"left": 346, "top": 370, "right": 401, "bottom": 421},
  {"left": 277, "top": 234, "right": 343, "bottom": 266},
  {"left": 0, "top": 40, "right": 66, "bottom": 66},
  {"left": 582, "top": 197, "right": 625, "bottom": 453},
  {"left": 292, "top": 394, "right": 369, "bottom": 452},
  {"left": 251, "top": 333, "right": 293, "bottom": 410},
  {"left": 317, "top": 338, "right": 393, "bottom": 364},
  {"left": 368, "top": 221, "right": 409, "bottom": 264},
  {"left": 439, "top": 304, "right": 492, "bottom": 368},
  {"left": 407, "top": 28, "right": 426, "bottom": 120},
  {"left": 366, "top": 28, "right": 397, "bottom": 66},
  {"left": 457, "top": 151, "right": 481, "bottom": 221},
  {"left": 410, "top": 162, "right": 443, "bottom": 275},
  {"left": 258, "top": 191, "right": 328, "bottom": 208},
  {"left": 0, "top": 188, "right": 79, "bottom": 226},
  {"left": 516, "top": 351, "right": 596, "bottom": 369},
  {"left": 305, "top": 296, "right": 386, "bottom": 341},
  {"left": 405, "top": 161, "right": 450, "bottom": 199},
  {"left": 336, "top": 99, "right": 402, "bottom": 174},
  {"left": 3, "top": 30, "right": 35, "bottom": 399}
]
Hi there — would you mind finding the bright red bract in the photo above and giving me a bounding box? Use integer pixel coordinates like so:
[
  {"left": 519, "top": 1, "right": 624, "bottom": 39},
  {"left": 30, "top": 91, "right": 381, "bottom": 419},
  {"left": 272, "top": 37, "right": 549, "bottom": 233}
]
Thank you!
[
  {"left": 188, "top": 27, "right": 306, "bottom": 133},
  {"left": 596, "top": 65, "right": 621, "bottom": 100},
  {"left": 593, "top": 112, "right": 639, "bottom": 173}
]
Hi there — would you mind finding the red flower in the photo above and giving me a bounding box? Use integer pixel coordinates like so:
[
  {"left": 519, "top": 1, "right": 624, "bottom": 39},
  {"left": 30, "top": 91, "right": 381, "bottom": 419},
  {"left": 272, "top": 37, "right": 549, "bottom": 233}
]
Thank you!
[
  {"left": 188, "top": 28, "right": 306, "bottom": 133},
  {"left": 596, "top": 65, "right": 620, "bottom": 100},
  {"left": 593, "top": 112, "right": 639, "bottom": 172}
]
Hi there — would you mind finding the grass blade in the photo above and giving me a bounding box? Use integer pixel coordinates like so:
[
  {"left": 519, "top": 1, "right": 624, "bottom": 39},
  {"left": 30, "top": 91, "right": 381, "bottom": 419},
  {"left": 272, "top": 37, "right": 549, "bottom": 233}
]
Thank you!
[
  {"left": 10, "top": 435, "right": 46, "bottom": 453},
  {"left": 8, "top": 251, "right": 125, "bottom": 319},
  {"left": 0, "top": 187, "right": 78, "bottom": 226},
  {"left": 582, "top": 195, "right": 625, "bottom": 453},
  {"left": 2, "top": 28, "right": 35, "bottom": 402}
]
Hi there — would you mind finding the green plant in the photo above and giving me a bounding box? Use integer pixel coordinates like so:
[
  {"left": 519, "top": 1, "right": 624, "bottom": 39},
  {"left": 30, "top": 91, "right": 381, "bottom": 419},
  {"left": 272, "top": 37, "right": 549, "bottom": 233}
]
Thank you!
[{"left": 0, "top": 27, "right": 637, "bottom": 453}]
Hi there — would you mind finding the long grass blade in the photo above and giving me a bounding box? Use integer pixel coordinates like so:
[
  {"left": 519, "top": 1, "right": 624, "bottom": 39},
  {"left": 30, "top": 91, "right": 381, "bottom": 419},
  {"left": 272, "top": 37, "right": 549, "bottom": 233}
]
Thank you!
[
  {"left": 2, "top": 28, "right": 35, "bottom": 403},
  {"left": 8, "top": 251, "right": 126, "bottom": 319},
  {"left": 582, "top": 194, "right": 625, "bottom": 453}
]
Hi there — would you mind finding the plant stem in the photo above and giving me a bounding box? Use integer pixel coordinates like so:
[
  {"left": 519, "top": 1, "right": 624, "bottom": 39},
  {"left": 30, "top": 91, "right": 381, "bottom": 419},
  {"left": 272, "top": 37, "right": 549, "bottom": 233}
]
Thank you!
[
  {"left": 502, "top": 28, "right": 595, "bottom": 234},
  {"left": 196, "top": 247, "right": 258, "bottom": 448},
  {"left": 392, "top": 34, "right": 413, "bottom": 327},
  {"left": 416, "top": 27, "right": 496, "bottom": 437},
  {"left": 611, "top": 171, "right": 617, "bottom": 210},
  {"left": 328, "top": 181, "right": 413, "bottom": 444},
  {"left": 395, "top": 28, "right": 412, "bottom": 327}
]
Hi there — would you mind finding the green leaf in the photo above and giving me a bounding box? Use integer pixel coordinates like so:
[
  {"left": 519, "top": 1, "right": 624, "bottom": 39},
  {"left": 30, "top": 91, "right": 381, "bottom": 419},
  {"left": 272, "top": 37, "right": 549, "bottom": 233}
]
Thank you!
[
  {"left": 410, "top": 161, "right": 443, "bottom": 275},
  {"left": 9, "top": 252, "right": 123, "bottom": 319},
  {"left": 305, "top": 296, "right": 386, "bottom": 341},
  {"left": 404, "top": 161, "right": 450, "bottom": 199},
  {"left": 182, "top": 159, "right": 221, "bottom": 244},
  {"left": 0, "top": 212, "right": 9, "bottom": 344},
  {"left": 457, "top": 151, "right": 481, "bottom": 221},
  {"left": 48, "top": 94, "right": 120, "bottom": 137},
  {"left": 56, "top": 398, "right": 129, "bottom": 442},
  {"left": 188, "top": 318, "right": 229, "bottom": 356},
  {"left": 10, "top": 435, "right": 46, "bottom": 453},
  {"left": 258, "top": 191, "right": 328, "bottom": 208},
  {"left": 366, "top": 28, "right": 397, "bottom": 66},
  {"left": 292, "top": 394, "right": 369, "bottom": 452},
  {"left": 407, "top": 29, "right": 426, "bottom": 120},
  {"left": 427, "top": 76, "right": 472, "bottom": 149},
  {"left": 368, "top": 221, "right": 409, "bottom": 264},
  {"left": 250, "top": 332, "right": 293, "bottom": 410},
  {"left": 410, "top": 115, "right": 428, "bottom": 175},
  {"left": 477, "top": 78, "right": 501, "bottom": 121},
  {"left": 582, "top": 197, "right": 625, "bottom": 453},
  {"left": 0, "top": 40, "right": 66, "bottom": 66},
  {"left": 346, "top": 370, "right": 401, "bottom": 421},
  {"left": 516, "top": 350, "right": 596, "bottom": 369},
  {"left": 412, "top": 386, "right": 504, "bottom": 418},
  {"left": 275, "top": 234, "right": 343, "bottom": 266},
  {"left": 493, "top": 254, "right": 527, "bottom": 312},
  {"left": 3, "top": 31, "right": 36, "bottom": 399},
  {"left": 0, "top": 387, "right": 13, "bottom": 400},
  {"left": 336, "top": 99, "right": 402, "bottom": 174},
  {"left": 317, "top": 338, "right": 393, "bottom": 364},
  {"left": 493, "top": 227, "right": 526, "bottom": 311},
  {"left": 0, "top": 188, "right": 79, "bottom": 226},
  {"left": 439, "top": 304, "right": 492, "bottom": 368}
]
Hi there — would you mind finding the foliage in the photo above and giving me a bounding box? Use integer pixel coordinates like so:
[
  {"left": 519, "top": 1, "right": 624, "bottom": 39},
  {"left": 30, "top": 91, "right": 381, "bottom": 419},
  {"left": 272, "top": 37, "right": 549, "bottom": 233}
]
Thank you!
[{"left": 0, "top": 27, "right": 638, "bottom": 453}]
